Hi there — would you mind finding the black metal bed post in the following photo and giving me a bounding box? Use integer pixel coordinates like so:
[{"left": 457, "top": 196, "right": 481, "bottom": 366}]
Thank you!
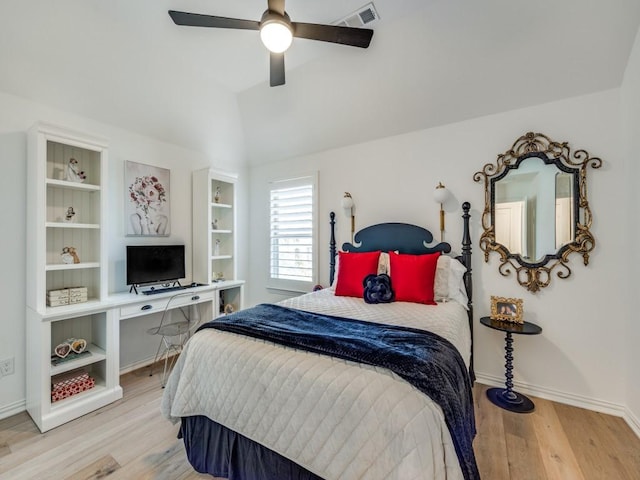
[
  {"left": 460, "top": 201, "right": 474, "bottom": 382},
  {"left": 329, "top": 212, "right": 336, "bottom": 286}
]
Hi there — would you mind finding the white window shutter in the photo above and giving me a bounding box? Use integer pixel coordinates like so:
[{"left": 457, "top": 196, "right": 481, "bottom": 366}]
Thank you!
[{"left": 268, "top": 174, "right": 318, "bottom": 291}]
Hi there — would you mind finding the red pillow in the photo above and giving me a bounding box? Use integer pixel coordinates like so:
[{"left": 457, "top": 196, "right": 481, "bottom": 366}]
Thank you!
[
  {"left": 334, "top": 251, "right": 381, "bottom": 298},
  {"left": 388, "top": 251, "right": 440, "bottom": 304}
]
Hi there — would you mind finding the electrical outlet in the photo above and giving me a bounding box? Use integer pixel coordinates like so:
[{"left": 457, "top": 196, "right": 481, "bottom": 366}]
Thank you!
[{"left": 0, "top": 357, "right": 15, "bottom": 377}]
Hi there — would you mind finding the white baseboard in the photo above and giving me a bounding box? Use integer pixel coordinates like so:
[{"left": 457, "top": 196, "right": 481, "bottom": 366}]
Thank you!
[
  {"left": 624, "top": 406, "right": 640, "bottom": 438},
  {"left": 0, "top": 399, "right": 26, "bottom": 421},
  {"left": 476, "top": 373, "right": 640, "bottom": 439},
  {"left": 118, "top": 356, "right": 157, "bottom": 375},
  {"left": 475, "top": 372, "right": 627, "bottom": 418}
]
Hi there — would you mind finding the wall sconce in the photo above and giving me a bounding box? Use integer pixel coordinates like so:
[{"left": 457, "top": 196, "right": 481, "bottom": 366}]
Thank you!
[
  {"left": 342, "top": 192, "right": 355, "bottom": 242},
  {"left": 433, "top": 182, "right": 449, "bottom": 242}
]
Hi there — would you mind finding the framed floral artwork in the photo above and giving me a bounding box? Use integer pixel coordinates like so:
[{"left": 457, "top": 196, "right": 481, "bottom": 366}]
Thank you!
[{"left": 125, "top": 161, "right": 170, "bottom": 236}]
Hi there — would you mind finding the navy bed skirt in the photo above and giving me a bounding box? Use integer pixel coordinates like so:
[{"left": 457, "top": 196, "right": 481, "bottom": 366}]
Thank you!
[{"left": 180, "top": 415, "right": 324, "bottom": 480}]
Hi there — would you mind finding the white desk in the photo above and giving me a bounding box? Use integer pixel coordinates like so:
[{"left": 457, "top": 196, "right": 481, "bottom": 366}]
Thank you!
[
  {"left": 109, "top": 280, "right": 243, "bottom": 320},
  {"left": 27, "top": 280, "right": 244, "bottom": 432}
]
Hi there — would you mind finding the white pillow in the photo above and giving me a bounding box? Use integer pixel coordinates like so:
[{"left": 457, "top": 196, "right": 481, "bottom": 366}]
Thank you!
[
  {"left": 378, "top": 252, "right": 390, "bottom": 275},
  {"left": 447, "top": 258, "right": 469, "bottom": 309},
  {"left": 434, "top": 255, "right": 469, "bottom": 309},
  {"left": 434, "top": 255, "right": 452, "bottom": 300}
]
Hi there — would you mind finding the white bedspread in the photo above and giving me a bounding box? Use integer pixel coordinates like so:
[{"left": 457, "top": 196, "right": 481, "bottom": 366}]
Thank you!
[{"left": 162, "top": 290, "right": 470, "bottom": 480}]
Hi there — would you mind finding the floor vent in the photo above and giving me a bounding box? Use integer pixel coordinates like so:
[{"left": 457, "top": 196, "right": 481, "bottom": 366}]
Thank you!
[{"left": 335, "top": 2, "right": 380, "bottom": 28}]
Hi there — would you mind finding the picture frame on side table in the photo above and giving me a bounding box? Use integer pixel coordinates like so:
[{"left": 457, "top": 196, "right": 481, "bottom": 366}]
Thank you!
[
  {"left": 125, "top": 160, "right": 171, "bottom": 236},
  {"left": 490, "top": 296, "right": 523, "bottom": 324}
]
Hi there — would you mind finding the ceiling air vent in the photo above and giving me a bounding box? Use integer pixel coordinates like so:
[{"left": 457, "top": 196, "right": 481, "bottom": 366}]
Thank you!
[{"left": 335, "top": 2, "right": 380, "bottom": 28}]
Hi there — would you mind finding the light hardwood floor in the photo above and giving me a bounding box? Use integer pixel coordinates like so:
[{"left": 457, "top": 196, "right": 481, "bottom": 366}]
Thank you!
[{"left": 1, "top": 369, "right": 639, "bottom": 480}]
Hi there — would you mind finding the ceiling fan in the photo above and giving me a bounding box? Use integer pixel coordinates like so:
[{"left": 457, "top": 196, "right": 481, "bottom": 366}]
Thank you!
[{"left": 168, "top": 0, "right": 374, "bottom": 87}]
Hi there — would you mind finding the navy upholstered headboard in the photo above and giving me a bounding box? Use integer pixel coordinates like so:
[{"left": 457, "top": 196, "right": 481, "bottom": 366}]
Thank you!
[{"left": 342, "top": 222, "right": 452, "bottom": 255}]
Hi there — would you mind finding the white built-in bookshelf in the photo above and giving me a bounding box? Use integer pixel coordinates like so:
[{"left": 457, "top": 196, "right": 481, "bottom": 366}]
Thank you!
[
  {"left": 26, "top": 123, "right": 121, "bottom": 432},
  {"left": 192, "top": 168, "right": 244, "bottom": 316}
]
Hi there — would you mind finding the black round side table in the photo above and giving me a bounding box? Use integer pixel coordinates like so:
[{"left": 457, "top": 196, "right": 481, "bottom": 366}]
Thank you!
[{"left": 480, "top": 316, "right": 542, "bottom": 413}]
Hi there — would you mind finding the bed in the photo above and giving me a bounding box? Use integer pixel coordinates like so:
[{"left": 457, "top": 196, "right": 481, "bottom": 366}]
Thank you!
[{"left": 162, "top": 202, "right": 478, "bottom": 480}]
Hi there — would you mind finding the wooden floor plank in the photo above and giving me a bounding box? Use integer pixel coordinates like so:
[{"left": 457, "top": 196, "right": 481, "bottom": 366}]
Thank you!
[
  {"left": 65, "top": 454, "right": 121, "bottom": 480},
  {"left": 473, "top": 384, "right": 510, "bottom": 479},
  {"left": 503, "top": 429, "right": 547, "bottom": 480},
  {"left": 554, "top": 402, "right": 640, "bottom": 480},
  {"left": 531, "top": 397, "right": 585, "bottom": 480},
  {"left": 1, "top": 370, "right": 639, "bottom": 480}
]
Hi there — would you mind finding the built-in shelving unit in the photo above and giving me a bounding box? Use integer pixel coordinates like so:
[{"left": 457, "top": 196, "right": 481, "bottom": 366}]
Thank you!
[
  {"left": 27, "top": 124, "right": 109, "bottom": 310},
  {"left": 26, "top": 123, "right": 121, "bottom": 432},
  {"left": 192, "top": 168, "right": 238, "bottom": 284},
  {"left": 192, "top": 168, "right": 244, "bottom": 316},
  {"left": 24, "top": 127, "right": 246, "bottom": 433}
]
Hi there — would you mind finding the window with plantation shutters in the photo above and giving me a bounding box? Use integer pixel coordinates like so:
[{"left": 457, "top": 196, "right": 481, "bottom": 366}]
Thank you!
[{"left": 268, "top": 174, "right": 317, "bottom": 291}]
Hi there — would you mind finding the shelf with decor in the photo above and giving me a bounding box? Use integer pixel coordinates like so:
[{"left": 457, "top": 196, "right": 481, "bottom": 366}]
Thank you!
[
  {"left": 215, "top": 281, "right": 244, "bottom": 318},
  {"left": 193, "top": 168, "right": 244, "bottom": 316},
  {"left": 26, "top": 123, "right": 120, "bottom": 432},
  {"left": 45, "top": 262, "right": 101, "bottom": 271},
  {"left": 26, "top": 306, "right": 121, "bottom": 432},
  {"left": 193, "top": 168, "right": 239, "bottom": 284},
  {"left": 28, "top": 123, "right": 108, "bottom": 312},
  {"left": 50, "top": 343, "right": 107, "bottom": 376},
  {"left": 46, "top": 222, "right": 101, "bottom": 229}
]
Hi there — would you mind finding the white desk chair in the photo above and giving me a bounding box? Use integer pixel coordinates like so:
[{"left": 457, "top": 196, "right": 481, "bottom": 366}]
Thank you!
[{"left": 146, "top": 291, "right": 202, "bottom": 387}]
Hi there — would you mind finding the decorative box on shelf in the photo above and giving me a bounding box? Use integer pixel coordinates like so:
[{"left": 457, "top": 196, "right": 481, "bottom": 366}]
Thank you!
[
  {"left": 51, "top": 369, "right": 95, "bottom": 403},
  {"left": 46, "top": 287, "right": 88, "bottom": 306},
  {"left": 68, "top": 286, "right": 88, "bottom": 304},
  {"left": 46, "top": 289, "right": 69, "bottom": 306}
]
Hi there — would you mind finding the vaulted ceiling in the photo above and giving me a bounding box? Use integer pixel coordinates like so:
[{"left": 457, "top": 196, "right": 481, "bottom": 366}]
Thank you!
[{"left": 1, "top": 0, "right": 639, "bottom": 165}]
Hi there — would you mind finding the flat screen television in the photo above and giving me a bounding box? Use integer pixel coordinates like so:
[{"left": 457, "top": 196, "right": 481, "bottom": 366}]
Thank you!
[{"left": 126, "top": 245, "right": 185, "bottom": 287}]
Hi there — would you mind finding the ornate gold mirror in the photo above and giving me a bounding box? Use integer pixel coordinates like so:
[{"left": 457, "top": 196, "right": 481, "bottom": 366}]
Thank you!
[{"left": 474, "top": 132, "right": 602, "bottom": 292}]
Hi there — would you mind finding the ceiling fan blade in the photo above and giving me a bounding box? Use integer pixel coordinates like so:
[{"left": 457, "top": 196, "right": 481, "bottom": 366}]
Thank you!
[
  {"left": 292, "top": 22, "right": 373, "bottom": 48},
  {"left": 270, "top": 52, "right": 286, "bottom": 87},
  {"left": 267, "top": 0, "right": 286, "bottom": 16},
  {"left": 168, "top": 10, "right": 260, "bottom": 30}
]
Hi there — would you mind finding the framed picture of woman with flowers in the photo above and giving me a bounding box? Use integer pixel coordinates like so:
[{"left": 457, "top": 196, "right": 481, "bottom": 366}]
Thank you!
[{"left": 125, "top": 160, "right": 170, "bottom": 236}]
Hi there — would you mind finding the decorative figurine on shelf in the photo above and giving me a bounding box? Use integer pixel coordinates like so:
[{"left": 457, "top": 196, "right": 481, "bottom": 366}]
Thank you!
[
  {"left": 214, "top": 186, "right": 221, "bottom": 203},
  {"left": 214, "top": 239, "right": 221, "bottom": 256},
  {"left": 61, "top": 246, "right": 80, "bottom": 264},
  {"left": 68, "top": 338, "right": 87, "bottom": 353},
  {"left": 53, "top": 338, "right": 87, "bottom": 358},
  {"left": 211, "top": 271, "right": 225, "bottom": 283},
  {"left": 65, "top": 158, "right": 86, "bottom": 183},
  {"left": 63, "top": 206, "right": 76, "bottom": 223},
  {"left": 212, "top": 218, "right": 218, "bottom": 230},
  {"left": 54, "top": 342, "right": 71, "bottom": 358}
]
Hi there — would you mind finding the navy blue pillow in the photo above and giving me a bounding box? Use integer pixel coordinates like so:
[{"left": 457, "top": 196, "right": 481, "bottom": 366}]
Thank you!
[{"left": 363, "top": 274, "right": 395, "bottom": 304}]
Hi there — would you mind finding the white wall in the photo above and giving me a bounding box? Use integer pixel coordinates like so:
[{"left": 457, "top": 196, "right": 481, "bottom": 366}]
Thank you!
[
  {"left": 249, "top": 89, "right": 630, "bottom": 415},
  {"left": 621, "top": 26, "right": 640, "bottom": 435},
  {"left": 0, "top": 91, "right": 247, "bottom": 417}
]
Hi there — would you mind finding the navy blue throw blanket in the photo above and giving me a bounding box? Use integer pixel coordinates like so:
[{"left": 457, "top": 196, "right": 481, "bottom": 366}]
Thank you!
[{"left": 198, "top": 303, "right": 479, "bottom": 480}]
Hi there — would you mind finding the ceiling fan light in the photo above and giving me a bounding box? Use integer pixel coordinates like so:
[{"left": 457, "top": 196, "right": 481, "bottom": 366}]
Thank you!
[{"left": 260, "top": 20, "right": 293, "bottom": 53}]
